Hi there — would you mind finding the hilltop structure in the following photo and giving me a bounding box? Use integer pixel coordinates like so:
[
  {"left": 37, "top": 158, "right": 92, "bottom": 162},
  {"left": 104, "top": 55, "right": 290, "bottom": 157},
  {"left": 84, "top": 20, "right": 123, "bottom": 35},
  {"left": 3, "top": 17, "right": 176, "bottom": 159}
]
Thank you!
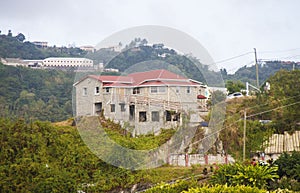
[
  {"left": 74, "top": 69, "right": 209, "bottom": 135},
  {"left": 1, "top": 57, "right": 93, "bottom": 69}
]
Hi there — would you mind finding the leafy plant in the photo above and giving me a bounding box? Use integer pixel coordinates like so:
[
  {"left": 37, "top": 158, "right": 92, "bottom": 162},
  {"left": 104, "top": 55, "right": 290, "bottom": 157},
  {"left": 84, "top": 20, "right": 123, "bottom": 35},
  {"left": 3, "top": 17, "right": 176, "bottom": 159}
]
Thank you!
[
  {"left": 183, "top": 184, "right": 266, "bottom": 193},
  {"left": 210, "top": 163, "right": 279, "bottom": 189},
  {"left": 144, "top": 180, "right": 198, "bottom": 193},
  {"left": 275, "top": 152, "right": 300, "bottom": 181}
]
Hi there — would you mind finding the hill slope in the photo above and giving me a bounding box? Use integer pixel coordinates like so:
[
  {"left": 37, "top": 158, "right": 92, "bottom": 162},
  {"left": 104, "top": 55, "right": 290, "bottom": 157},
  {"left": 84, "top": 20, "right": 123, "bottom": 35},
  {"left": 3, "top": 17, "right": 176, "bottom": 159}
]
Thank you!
[
  {"left": 224, "top": 60, "right": 300, "bottom": 85},
  {"left": 220, "top": 70, "right": 300, "bottom": 160},
  {"left": 0, "top": 63, "right": 74, "bottom": 121}
]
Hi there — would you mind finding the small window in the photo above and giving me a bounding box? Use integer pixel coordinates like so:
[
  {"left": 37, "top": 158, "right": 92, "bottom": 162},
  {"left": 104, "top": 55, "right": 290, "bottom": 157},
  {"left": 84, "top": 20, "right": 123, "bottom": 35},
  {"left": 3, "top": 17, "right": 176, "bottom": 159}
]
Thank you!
[
  {"left": 83, "top": 87, "right": 87, "bottom": 96},
  {"left": 139, "top": 111, "right": 147, "bottom": 122},
  {"left": 94, "top": 102, "right": 102, "bottom": 114},
  {"left": 120, "top": 103, "right": 126, "bottom": 112},
  {"left": 111, "top": 104, "right": 115, "bottom": 112},
  {"left": 133, "top": 87, "right": 140, "bottom": 94},
  {"left": 105, "top": 87, "right": 110, "bottom": 93},
  {"left": 95, "top": 86, "right": 100, "bottom": 95},
  {"left": 166, "top": 111, "right": 171, "bottom": 121},
  {"left": 151, "top": 87, "right": 158, "bottom": 93},
  {"left": 176, "top": 86, "right": 180, "bottom": 93},
  {"left": 187, "top": 87, "right": 191, "bottom": 94},
  {"left": 151, "top": 111, "right": 159, "bottom": 122}
]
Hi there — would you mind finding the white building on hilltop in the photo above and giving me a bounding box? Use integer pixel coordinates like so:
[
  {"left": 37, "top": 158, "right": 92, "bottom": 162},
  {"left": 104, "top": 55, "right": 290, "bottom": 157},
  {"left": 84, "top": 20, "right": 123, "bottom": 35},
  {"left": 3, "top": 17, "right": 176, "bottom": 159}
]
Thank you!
[{"left": 42, "top": 57, "right": 93, "bottom": 68}]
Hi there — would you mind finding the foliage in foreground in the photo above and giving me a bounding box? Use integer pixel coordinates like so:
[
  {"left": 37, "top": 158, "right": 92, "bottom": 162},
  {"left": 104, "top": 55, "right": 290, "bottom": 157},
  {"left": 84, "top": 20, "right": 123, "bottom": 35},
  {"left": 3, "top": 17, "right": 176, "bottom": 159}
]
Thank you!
[
  {"left": 144, "top": 180, "right": 198, "bottom": 193},
  {"left": 269, "top": 152, "right": 300, "bottom": 191},
  {"left": 145, "top": 182, "right": 267, "bottom": 193},
  {"left": 0, "top": 118, "right": 204, "bottom": 192},
  {"left": 183, "top": 184, "right": 266, "bottom": 193},
  {"left": 145, "top": 181, "right": 298, "bottom": 193},
  {"left": 210, "top": 163, "right": 279, "bottom": 189}
]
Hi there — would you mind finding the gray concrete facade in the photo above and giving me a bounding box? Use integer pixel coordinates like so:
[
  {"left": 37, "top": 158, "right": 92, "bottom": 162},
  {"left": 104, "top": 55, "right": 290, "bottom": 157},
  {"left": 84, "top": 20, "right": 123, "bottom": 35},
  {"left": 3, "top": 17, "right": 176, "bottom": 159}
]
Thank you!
[{"left": 74, "top": 70, "right": 208, "bottom": 135}]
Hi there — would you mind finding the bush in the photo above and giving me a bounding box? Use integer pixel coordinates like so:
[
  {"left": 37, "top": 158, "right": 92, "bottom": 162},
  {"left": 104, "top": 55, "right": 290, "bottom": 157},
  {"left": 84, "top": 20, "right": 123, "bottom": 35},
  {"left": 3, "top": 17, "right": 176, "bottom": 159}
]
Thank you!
[
  {"left": 210, "top": 163, "right": 279, "bottom": 189},
  {"left": 275, "top": 152, "right": 300, "bottom": 181},
  {"left": 144, "top": 180, "right": 198, "bottom": 193},
  {"left": 183, "top": 184, "right": 266, "bottom": 193}
]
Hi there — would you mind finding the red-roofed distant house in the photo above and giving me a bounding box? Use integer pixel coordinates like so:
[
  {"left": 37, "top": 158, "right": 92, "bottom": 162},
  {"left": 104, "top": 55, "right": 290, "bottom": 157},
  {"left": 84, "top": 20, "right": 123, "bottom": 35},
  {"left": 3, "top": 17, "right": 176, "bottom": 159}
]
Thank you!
[{"left": 73, "top": 69, "right": 208, "bottom": 135}]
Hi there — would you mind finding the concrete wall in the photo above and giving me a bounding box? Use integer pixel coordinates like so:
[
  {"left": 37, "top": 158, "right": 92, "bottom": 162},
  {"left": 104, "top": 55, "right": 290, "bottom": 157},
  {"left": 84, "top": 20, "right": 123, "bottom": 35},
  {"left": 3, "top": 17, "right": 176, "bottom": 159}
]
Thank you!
[
  {"left": 169, "top": 154, "right": 235, "bottom": 166},
  {"left": 75, "top": 78, "right": 205, "bottom": 135},
  {"left": 75, "top": 77, "right": 103, "bottom": 116}
]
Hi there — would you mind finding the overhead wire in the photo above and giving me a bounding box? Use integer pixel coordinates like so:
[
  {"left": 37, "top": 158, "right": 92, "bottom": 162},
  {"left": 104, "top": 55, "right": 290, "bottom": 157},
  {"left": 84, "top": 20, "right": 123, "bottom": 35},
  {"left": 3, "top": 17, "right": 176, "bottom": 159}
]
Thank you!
[
  {"left": 104, "top": 92, "right": 300, "bottom": 170},
  {"left": 90, "top": 48, "right": 300, "bottom": 176}
]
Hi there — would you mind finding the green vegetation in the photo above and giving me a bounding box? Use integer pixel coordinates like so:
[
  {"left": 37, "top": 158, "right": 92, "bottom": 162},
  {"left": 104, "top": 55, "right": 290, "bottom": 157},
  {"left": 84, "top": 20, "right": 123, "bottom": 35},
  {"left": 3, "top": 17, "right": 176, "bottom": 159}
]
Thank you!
[
  {"left": 87, "top": 39, "right": 223, "bottom": 85},
  {"left": 145, "top": 161, "right": 298, "bottom": 192},
  {"left": 0, "top": 31, "right": 87, "bottom": 59},
  {"left": 223, "top": 61, "right": 300, "bottom": 86},
  {"left": 183, "top": 185, "right": 266, "bottom": 193},
  {"left": 145, "top": 182, "right": 282, "bottom": 193},
  {"left": 0, "top": 63, "right": 74, "bottom": 122},
  {"left": 103, "top": 118, "right": 176, "bottom": 150},
  {"left": 144, "top": 180, "right": 199, "bottom": 193},
  {"left": 226, "top": 80, "right": 245, "bottom": 94},
  {"left": 220, "top": 70, "right": 300, "bottom": 159},
  {"left": 270, "top": 152, "right": 300, "bottom": 191},
  {"left": 210, "top": 163, "right": 279, "bottom": 189},
  {"left": 0, "top": 118, "right": 206, "bottom": 192},
  {"left": 1, "top": 31, "right": 300, "bottom": 192}
]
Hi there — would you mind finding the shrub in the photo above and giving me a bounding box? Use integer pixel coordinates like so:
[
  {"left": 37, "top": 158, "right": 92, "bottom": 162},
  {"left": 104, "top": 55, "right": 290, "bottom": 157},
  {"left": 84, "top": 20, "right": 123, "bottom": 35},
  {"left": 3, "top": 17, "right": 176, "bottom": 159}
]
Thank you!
[
  {"left": 182, "top": 184, "right": 266, "bottom": 193},
  {"left": 144, "top": 180, "right": 198, "bottom": 193},
  {"left": 210, "top": 163, "right": 279, "bottom": 189}
]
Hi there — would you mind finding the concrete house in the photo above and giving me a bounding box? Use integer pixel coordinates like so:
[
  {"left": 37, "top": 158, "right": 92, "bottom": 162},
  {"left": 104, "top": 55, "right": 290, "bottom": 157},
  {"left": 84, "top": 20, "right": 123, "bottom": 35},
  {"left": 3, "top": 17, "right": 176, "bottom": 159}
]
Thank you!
[{"left": 74, "top": 69, "right": 208, "bottom": 135}]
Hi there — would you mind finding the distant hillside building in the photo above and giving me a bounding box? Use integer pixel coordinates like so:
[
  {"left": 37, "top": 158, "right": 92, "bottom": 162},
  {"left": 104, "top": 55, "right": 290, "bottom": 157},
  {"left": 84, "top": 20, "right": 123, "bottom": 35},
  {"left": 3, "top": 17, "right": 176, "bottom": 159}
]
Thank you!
[
  {"left": 32, "top": 41, "right": 48, "bottom": 48},
  {"left": 1, "top": 58, "right": 28, "bottom": 67},
  {"left": 74, "top": 69, "right": 208, "bottom": 135},
  {"left": 42, "top": 57, "right": 93, "bottom": 68},
  {"left": 80, "top": 45, "right": 96, "bottom": 53}
]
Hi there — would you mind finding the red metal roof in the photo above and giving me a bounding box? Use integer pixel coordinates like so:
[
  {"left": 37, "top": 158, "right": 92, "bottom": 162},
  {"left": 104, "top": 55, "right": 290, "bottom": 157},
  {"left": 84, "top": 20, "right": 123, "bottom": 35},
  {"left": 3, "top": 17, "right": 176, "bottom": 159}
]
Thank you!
[
  {"left": 89, "top": 75, "right": 132, "bottom": 83},
  {"left": 128, "top": 69, "right": 186, "bottom": 85},
  {"left": 84, "top": 69, "right": 202, "bottom": 87},
  {"left": 139, "top": 80, "right": 199, "bottom": 87}
]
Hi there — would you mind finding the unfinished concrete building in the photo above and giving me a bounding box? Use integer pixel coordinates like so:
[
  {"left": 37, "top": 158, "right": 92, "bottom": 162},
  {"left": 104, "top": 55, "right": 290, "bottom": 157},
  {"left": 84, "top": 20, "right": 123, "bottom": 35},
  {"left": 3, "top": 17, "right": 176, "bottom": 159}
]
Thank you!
[{"left": 74, "top": 69, "right": 208, "bottom": 135}]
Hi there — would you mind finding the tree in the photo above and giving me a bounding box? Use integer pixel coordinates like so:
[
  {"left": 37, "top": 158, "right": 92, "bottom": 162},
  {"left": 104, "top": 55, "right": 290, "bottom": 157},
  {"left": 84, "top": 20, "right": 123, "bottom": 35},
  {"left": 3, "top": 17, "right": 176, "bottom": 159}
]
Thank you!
[
  {"left": 226, "top": 80, "right": 245, "bottom": 94},
  {"left": 7, "top": 30, "right": 12, "bottom": 37},
  {"left": 220, "top": 68, "right": 227, "bottom": 77},
  {"left": 15, "top": 33, "right": 25, "bottom": 42}
]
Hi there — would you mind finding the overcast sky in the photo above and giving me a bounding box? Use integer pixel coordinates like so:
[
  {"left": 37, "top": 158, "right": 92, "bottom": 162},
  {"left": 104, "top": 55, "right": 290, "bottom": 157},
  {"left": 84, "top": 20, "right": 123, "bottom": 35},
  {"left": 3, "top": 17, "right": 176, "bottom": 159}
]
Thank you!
[{"left": 1, "top": 0, "right": 300, "bottom": 73}]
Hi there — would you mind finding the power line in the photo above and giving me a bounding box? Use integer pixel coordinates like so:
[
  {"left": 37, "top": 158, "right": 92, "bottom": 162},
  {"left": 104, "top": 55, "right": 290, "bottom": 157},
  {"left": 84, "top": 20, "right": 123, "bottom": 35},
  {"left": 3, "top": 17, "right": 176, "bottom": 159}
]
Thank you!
[
  {"left": 94, "top": 94, "right": 300, "bottom": 171},
  {"left": 208, "top": 51, "right": 253, "bottom": 66},
  {"left": 247, "top": 101, "right": 300, "bottom": 118},
  {"left": 154, "top": 96, "right": 300, "bottom": 162},
  {"left": 244, "top": 94, "right": 300, "bottom": 111},
  {"left": 131, "top": 94, "right": 300, "bottom": 168},
  {"left": 260, "top": 48, "right": 300, "bottom": 54},
  {"left": 260, "top": 54, "right": 300, "bottom": 61}
]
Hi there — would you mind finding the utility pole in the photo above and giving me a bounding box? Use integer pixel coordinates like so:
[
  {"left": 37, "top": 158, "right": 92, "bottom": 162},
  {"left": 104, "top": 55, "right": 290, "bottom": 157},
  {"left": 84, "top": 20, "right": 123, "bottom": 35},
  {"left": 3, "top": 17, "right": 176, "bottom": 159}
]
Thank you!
[
  {"left": 293, "top": 63, "right": 295, "bottom": 71},
  {"left": 243, "top": 110, "right": 247, "bottom": 162},
  {"left": 254, "top": 48, "right": 259, "bottom": 88}
]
